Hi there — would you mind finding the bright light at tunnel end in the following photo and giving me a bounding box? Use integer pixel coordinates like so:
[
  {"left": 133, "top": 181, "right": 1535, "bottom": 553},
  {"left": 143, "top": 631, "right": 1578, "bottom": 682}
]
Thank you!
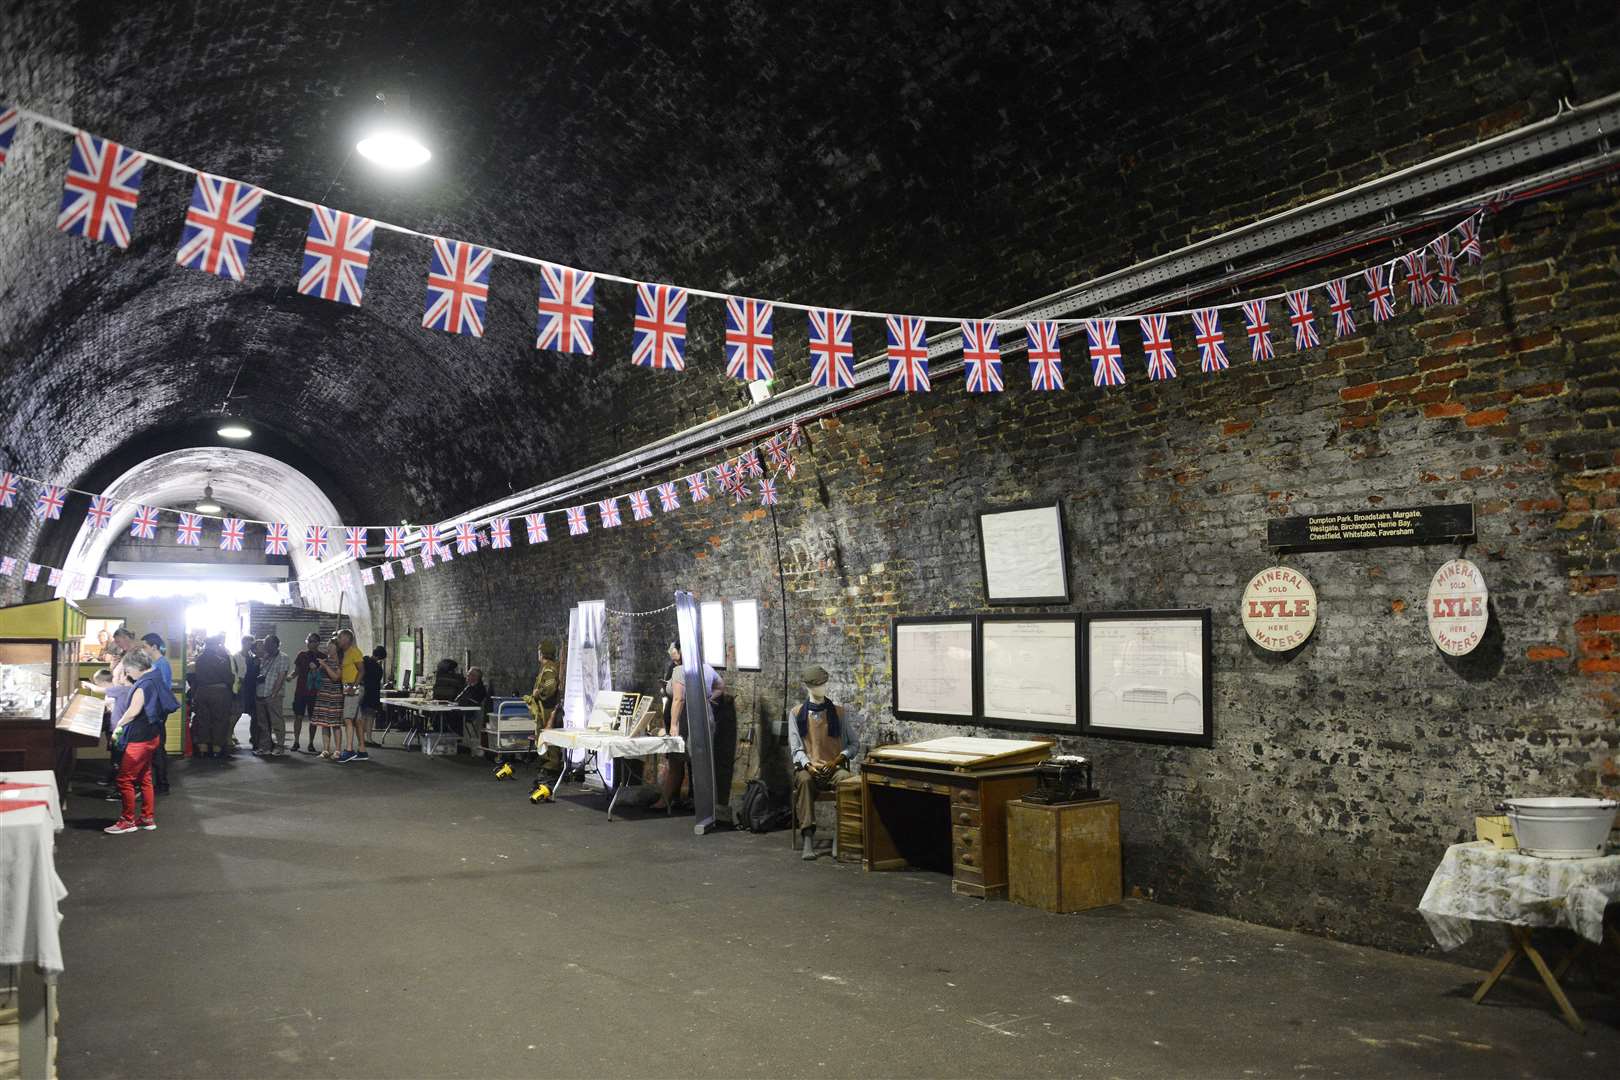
[
  {"left": 356, "top": 130, "right": 432, "bottom": 170},
  {"left": 216, "top": 424, "right": 253, "bottom": 440}
]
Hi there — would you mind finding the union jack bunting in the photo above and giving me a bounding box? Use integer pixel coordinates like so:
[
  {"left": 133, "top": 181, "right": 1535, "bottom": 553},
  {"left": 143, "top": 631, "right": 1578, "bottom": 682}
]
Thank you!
[
  {"left": 380, "top": 561, "right": 396, "bottom": 581},
  {"left": 631, "top": 284, "right": 689, "bottom": 371},
  {"left": 33, "top": 485, "right": 65, "bottom": 521},
  {"left": 455, "top": 522, "right": 479, "bottom": 553},
  {"left": 742, "top": 450, "right": 764, "bottom": 478},
  {"left": 1364, "top": 265, "right": 1395, "bottom": 322},
  {"left": 1458, "top": 215, "right": 1484, "bottom": 264},
  {"left": 420, "top": 524, "right": 443, "bottom": 551},
  {"left": 536, "top": 265, "right": 596, "bottom": 354},
  {"left": 436, "top": 542, "right": 454, "bottom": 563},
  {"left": 657, "top": 482, "right": 680, "bottom": 512},
  {"left": 23, "top": 563, "right": 40, "bottom": 583},
  {"left": 345, "top": 527, "right": 369, "bottom": 558},
  {"left": 1191, "top": 309, "right": 1228, "bottom": 372},
  {"left": 360, "top": 567, "right": 375, "bottom": 587},
  {"left": 1025, "top": 321, "right": 1064, "bottom": 391},
  {"left": 1241, "top": 300, "right": 1274, "bottom": 362},
  {"left": 724, "top": 298, "right": 775, "bottom": 382},
  {"left": 130, "top": 505, "right": 160, "bottom": 539},
  {"left": 85, "top": 495, "right": 115, "bottom": 529},
  {"left": 0, "top": 557, "right": 15, "bottom": 577},
  {"left": 886, "top": 316, "right": 930, "bottom": 392},
  {"left": 264, "top": 522, "right": 290, "bottom": 555},
  {"left": 787, "top": 421, "right": 804, "bottom": 448},
  {"left": 0, "top": 472, "right": 17, "bottom": 508},
  {"left": 765, "top": 437, "right": 789, "bottom": 468},
  {"left": 304, "top": 526, "right": 330, "bottom": 559},
  {"left": 0, "top": 106, "right": 17, "bottom": 171},
  {"left": 1085, "top": 319, "right": 1125, "bottom": 387},
  {"left": 400, "top": 556, "right": 416, "bottom": 576},
  {"left": 297, "top": 206, "right": 375, "bottom": 306},
  {"left": 759, "top": 477, "right": 778, "bottom": 506},
  {"left": 598, "top": 499, "right": 622, "bottom": 529},
  {"left": 1436, "top": 252, "right": 1460, "bottom": 305},
  {"left": 687, "top": 472, "right": 710, "bottom": 502},
  {"left": 1326, "top": 278, "right": 1357, "bottom": 338},
  {"left": 220, "top": 518, "right": 245, "bottom": 552},
  {"left": 47, "top": 568, "right": 61, "bottom": 588},
  {"left": 176, "top": 512, "right": 204, "bottom": 547},
  {"left": 525, "top": 513, "right": 548, "bottom": 544},
  {"left": 489, "top": 517, "right": 512, "bottom": 549},
  {"left": 1285, "top": 290, "right": 1320, "bottom": 351},
  {"left": 176, "top": 175, "right": 263, "bottom": 281},
  {"left": 1402, "top": 251, "right": 1435, "bottom": 308},
  {"left": 383, "top": 526, "right": 410, "bottom": 558},
  {"left": 961, "top": 321, "right": 1004, "bottom": 393},
  {"left": 419, "top": 545, "right": 435, "bottom": 568},
  {"left": 57, "top": 132, "right": 146, "bottom": 247},
  {"left": 717, "top": 461, "right": 741, "bottom": 494},
  {"left": 1138, "top": 315, "right": 1176, "bottom": 381},
  {"left": 629, "top": 490, "right": 652, "bottom": 521},
  {"left": 422, "top": 238, "right": 493, "bottom": 336},
  {"left": 567, "top": 506, "right": 589, "bottom": 535},
  {"left": 808, "top": 309, "right": 856, "bottom": 390}
]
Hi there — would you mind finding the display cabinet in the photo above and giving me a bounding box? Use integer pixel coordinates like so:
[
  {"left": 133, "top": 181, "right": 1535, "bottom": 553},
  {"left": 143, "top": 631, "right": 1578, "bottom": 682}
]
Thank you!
[{"left": 0, "top": 600, "right": 87, "bottom": 771}]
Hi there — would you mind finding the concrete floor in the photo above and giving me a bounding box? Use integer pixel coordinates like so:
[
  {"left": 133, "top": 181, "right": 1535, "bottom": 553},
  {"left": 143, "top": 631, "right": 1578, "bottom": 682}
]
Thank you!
[{"left": 51, "top": 744, "right": 1618, "bottom": 1079}]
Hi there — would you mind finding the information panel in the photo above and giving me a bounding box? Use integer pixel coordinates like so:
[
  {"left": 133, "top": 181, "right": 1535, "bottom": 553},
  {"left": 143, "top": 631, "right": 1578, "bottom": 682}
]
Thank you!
[
  {"left": 892, "top": 618, "right": 976, "bottom": 722},
  {"left": 1267, "top": 503, "right": 1474, "bottom": 551}
]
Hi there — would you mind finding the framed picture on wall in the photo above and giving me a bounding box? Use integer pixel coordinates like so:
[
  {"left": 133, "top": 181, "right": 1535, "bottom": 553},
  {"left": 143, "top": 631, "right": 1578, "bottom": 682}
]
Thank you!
[
  {"left": 976, "top": 613, "right": 1082, "bottom": 732},
  {"left": 1081, "top": 609, "right": 1213, "bottom": 747},
  {"left": 891, "top": 616, "right": 977, "bottom": 724},
  {"left": 976, "top": 500, "right": 1070, "bottom": 605}
]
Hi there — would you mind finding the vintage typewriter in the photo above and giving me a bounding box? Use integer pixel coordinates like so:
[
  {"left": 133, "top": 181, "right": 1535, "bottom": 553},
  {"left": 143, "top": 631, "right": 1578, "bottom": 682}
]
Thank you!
[{"left": 1022, "top": 754, "right": 1100, "bottom": 805}]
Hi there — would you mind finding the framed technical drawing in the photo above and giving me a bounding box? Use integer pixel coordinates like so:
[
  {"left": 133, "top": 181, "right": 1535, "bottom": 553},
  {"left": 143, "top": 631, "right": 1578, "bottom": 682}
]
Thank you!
[
  {"left": 1081, "top": 609, "right": 1212, "bottom": 747},
  {"left": 891, "top": 616, "right": 977, "bottom": 724},
  {"left": 976, "top": 501, "right": 1070, "bottom": 605},
  {"left": 976, "top": 614, "right": 1081, "bottom": 732}
]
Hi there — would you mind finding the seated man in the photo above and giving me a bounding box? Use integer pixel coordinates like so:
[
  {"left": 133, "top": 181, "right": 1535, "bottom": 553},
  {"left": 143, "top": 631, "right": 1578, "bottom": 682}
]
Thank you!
[
  {"left": 430, "top": 658, "right": 465, "bottom": 702},
  {"left": 789, "top": 664, "right": 858, "bottom": 861}
]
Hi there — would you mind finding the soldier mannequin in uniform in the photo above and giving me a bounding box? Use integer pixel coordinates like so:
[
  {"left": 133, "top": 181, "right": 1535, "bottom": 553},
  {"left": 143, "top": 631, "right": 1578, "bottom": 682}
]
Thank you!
[
  {"left": 790, "top": 664, "right": 857, "bottom": 861},
  {"left": 525, "top": 639, "right": 563, "bottom": 775}
]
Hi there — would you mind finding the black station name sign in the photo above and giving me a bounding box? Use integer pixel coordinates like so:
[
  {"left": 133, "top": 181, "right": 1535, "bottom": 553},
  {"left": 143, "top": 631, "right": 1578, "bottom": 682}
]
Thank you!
[{"left": 1267, "top": 503, "right": 1474, "bottom": 551}]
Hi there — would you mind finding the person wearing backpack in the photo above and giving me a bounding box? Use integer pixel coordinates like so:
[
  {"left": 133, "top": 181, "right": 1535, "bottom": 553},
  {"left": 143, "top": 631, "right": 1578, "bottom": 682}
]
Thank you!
[
  {"left": 105, "top": 649, "right": 165, "bottom": 834},
  {"left": 789, "top": 664, "right": 858, "bottom": 860},
  {"left": 140, "top": 633, "right": 180, "bottom": 792}
]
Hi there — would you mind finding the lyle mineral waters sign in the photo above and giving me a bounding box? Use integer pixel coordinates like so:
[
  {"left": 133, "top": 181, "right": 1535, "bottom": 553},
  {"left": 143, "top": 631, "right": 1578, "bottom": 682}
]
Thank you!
[
  {"left": 1241, "top": 566, "right": 1317, "bottom": 651},
  {"left": 1427, "top": 559, "right": 1489, "bottom": 656},
  {"left": 1267, "top": 503, "right": 1474, "bottom": 551}
]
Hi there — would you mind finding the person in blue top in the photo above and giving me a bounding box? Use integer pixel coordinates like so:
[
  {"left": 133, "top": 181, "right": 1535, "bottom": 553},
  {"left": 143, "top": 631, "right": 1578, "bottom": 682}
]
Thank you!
[
  {"left": 105, "top": 650, "right": 166, "bottom": 834},
  {"left": 140, "top": 633, "right": 177, "bottom": 793}
]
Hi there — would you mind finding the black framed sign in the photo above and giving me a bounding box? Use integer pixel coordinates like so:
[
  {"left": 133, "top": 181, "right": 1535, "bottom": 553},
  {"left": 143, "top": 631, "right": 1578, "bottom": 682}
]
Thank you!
[
  {"left": 1081, "top": 609, "right": 1213, "bottom": 748},
  {"left": 976, "top": 613, "right": 1082, "bottom": 733},
  {"left": 890, "top": 616, "right": 977, "bottom": 724},
  {"left": 976, "top": 500, "right": 1070, "bottom": 605}
]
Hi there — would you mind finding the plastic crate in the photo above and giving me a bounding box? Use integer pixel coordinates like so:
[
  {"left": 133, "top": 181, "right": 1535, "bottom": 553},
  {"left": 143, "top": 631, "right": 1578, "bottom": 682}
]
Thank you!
[{"left": 421, "top": 732, "right": 460, "bottom": 756}]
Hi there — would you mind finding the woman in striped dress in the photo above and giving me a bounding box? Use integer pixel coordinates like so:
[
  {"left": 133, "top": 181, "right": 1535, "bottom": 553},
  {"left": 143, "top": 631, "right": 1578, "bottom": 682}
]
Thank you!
[{"left": 310, "top": 639, "right": 345, "bottom": 758}]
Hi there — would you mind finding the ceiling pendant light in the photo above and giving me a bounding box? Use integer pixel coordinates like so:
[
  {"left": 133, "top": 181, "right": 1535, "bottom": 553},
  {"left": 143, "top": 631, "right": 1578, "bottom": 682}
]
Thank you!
[
  {"left": 357, "top": 91, "right": 431, "bottom": 170},
  {"left": 195, "top": 483, "right": 222, "bottom": 515},
  {"left": 217, "top": 422, "right": 252, "bottom": 440}
]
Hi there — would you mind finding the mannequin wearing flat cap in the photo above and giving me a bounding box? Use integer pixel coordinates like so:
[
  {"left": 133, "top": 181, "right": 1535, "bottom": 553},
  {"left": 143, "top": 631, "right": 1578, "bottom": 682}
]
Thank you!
[{"left": 789, "top": 664, "right": 858, "bottom": 860}]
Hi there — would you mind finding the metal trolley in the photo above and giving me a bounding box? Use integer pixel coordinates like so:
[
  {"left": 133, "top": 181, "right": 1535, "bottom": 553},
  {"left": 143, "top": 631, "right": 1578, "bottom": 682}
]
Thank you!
[{"left": 481, "top": 696, "right": 537, "bottom": 762}]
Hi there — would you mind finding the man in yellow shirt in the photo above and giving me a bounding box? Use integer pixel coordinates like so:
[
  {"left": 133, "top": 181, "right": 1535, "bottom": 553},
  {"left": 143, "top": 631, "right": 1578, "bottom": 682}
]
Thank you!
[{"left": 333, "top": 629, "right": 369, "bottom": 763}]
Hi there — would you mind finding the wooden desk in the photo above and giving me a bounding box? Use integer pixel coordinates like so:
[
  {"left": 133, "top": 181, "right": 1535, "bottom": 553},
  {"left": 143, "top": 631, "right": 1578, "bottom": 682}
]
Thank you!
[{"left": 861, "top": 760, "right": 1039, "bottom": 899}]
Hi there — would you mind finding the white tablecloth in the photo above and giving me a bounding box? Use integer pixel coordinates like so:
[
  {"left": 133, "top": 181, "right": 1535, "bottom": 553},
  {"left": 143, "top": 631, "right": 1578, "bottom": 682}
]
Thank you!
[
  {"left": 540, "top": 729, "right": 684, "bottom": 758},
  {"left": 0, "top": 770, "right": 63, "bottom": 830},
  {"left": 1418, "top": 841, "right": 1620, "bottom": 948},
  {"left": 0, "top": 788, "right": 68, "bottom": 974}
]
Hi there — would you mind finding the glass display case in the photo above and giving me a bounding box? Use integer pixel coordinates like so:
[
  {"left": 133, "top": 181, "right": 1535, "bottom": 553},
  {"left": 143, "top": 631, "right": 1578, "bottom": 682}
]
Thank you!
[{"left": 0, "top": 640, "right": 64, "bottom": 725}]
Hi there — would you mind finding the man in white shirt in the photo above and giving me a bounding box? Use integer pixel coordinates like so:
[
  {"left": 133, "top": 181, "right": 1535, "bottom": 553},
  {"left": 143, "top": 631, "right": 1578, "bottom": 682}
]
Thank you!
[{"left": 253, "top": 635, "right": 292, "bottom": 755}]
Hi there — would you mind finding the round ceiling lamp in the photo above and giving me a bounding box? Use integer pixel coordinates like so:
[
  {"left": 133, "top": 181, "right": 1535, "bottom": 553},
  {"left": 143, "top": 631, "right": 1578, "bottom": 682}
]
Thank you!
[
  {"left": 194, "top": 483, "right": 222, "bottom": 515},
  {"left": 357, "top": 91, "right": 431, "bottom": 170},
  {"left": 217, "top": 423, "right": 252, "bottom": 440}
]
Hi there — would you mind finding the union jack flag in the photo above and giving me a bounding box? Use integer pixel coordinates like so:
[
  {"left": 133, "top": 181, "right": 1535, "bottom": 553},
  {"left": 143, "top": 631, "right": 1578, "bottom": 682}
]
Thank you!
[
  {"left": 1326, "top": 278, "right": 1357, "bottom": 338},
  {"left": 1025, "top": 321, "right": 1064, "bottom": 391},
  {"left": 598, "top": 499, "right": 622, "bottom": 528},
  {"left": 1241, "top": 300, "right": 1274, "bottom": 362},
  {"left": 419, "top": 545, "right": 436, "bottom": 568},
  {"left": 1286, "top": 290, "right": 1320, "bottom": 351},
  {"left": 176, "top": 512, "right": 204, "bottom": 546},
  {"left": 304, "top": 526, "right": 330, "bottom": 559},
  {"left": 1086, "top": 319, "right": 1125, "bottom": 387},
  {"left": 360, "top": 567, "right": 375, "bottom": 587},
  {"left": 438, "top": 542, "right": 455, "bottom": 562},
  {"left": 298, "top": 206, "right": 375, "bottom": 306},
  {"left": 742, "top": 450, "right": 764, "bottom": 478},
  {"left": 809, "top": 309, "right": 856, "bottom": 390},
  {"left": 400, "top": 556, "right": 415, "bottom": 576},
  {"left": 687, "top": 472, "right": 710, "bottom": 502},
  {"left": 0, "top": 106, "right": 17, "bottom": 171},
  {"left": 57, "top": 132, "right": 145, "bottom": 248},
  {"left": 631, "top": 284, "right": 689, "bottom": 370},
  {"left": 1458, "top": 215, "right": 1484, "bottom": 264},
  {"left": 535, "top": 265, "right": 595, "bottom": 355},
  {"left": 422, "top": 238, "right": 493, "bottom": 336},
  {"left": 1365, "top": 265, "right": 1395, "bottom": 322},
  {"left": 567, "top": 506, "right": 589, "bottom": 535},
  {"left": 657, "top": 482, "right": 681, "bottom": 512},
  {"left": 717, "top": 461, "right": 741, "bottom": 494},
  {"left": 420, "top": 524, "right": 443, "bottom": 551},
  {"left": 724, "top": 298, "right": 774, "bottom": 382},
  {"left": 765, "top": 437, "right": 789, "bottom": 468},
  {"left": 1402, "top": 251, "right": 1436, "bottom": 308},
  {"left": 345, "top": 526, "right": 368, "bottom": 558},
  {"left": 1139, "top": 315, "right": 1176, "bottom": 380},
  {"left": 23, "top": 563, "right": 40, "bottom": 582},
  {"left": 0, "top": 557, "right": 14, "bottom": 576},
  {"left": 961, "top": 321, "right": 1003, "bottom": 393},
  {"left": 380, "top": 561, "right": 396, "bottom": 581},
  {"left": 886, "top": 316, "right": 930, "bottom": 393},
  {"left": 47, "top": 568, "right": 61, "bottom": 588},
  {"left": 759, "top": 477, "right": 778, "bottom": 506},
  {"left": 176, "top": 175, "right": 263, "bottom": 281},
  {"left": 381, "top": 527, "right": 408, "bottom": 558},
  {"left": 629, "top": 490, "right": 652, "bottom": 521},
  {"left": 220, "top": 518, "right": 245, "bottom": 551},
  {"left": 1191, "top": 309, "right": 1227, "bottom": 372},
  {"left": 489, "top": 518, "right": 512, "bottom": 549},
  {"left": 525, "top": 513, "right": 548, "bottom": 544},
  {"left": 0, "top": 472, "right": 17, "bottom": 508},
  {"left": 33, "top": 484, "right": 65, "bottom": 521},
  {"left": 85, "top": 495, "right": 115, "bottom": 529},
  {"left": 1436, "top": 251, "right": 1460, "bottom": 305},
  {"left": 129, "top": 505, "right": 160, "bottom": 539},
  {"left": 455, "top": 522, "right": 479, "bottom": 553},
  {"left": 264, "top": 522, "right": 290, "bottom": 555}
]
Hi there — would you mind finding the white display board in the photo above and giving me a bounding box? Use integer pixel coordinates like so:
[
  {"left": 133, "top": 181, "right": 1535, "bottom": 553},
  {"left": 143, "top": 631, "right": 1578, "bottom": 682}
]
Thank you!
[
  {"left": 700, "top": 600, "right": 726, "bottom": 668},
  {"left": 732, "top": 599, "right": 761, "bottom": 671},
  {"left": 977, "top": 502, "right": 1069, "bottom": 604},
  {"left": 979, "top": 617, "right": 1079, "bottom": 730},
  {"left": 1083, "top": 611, "right": 1212, "bottom": 746},
  {"left": 892, "top": 619, "right": 975, "bottom": 720}
]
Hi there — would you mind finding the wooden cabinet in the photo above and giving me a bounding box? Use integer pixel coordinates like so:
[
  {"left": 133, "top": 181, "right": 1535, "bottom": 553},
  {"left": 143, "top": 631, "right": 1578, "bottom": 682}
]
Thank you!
[{"left": 1007, "top": 798, "right": 1122, "bottom": 914}]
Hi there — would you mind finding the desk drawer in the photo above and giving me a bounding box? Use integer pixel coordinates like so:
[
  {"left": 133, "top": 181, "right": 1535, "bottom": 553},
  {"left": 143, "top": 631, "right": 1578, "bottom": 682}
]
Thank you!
[
  {"left": 953, "top": 825, "right": 982, "bottom": 869},
  {"left": 952, "top": 787, "right": 979, "bottom": 809},
  {"left": 951, "top": 805, "right": 981, "bottom": 829}
]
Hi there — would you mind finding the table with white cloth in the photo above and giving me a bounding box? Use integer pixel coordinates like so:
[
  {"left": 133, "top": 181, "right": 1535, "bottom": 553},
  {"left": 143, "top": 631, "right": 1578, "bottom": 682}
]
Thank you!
[
  {"left": 1418, "top": 840, "right": 1620, "bottom": 1032},
  {"left": 0, "top": 770, "right": 67, "bottom": 1079},
  {"left": 539, "top": 729, "right": 684, "bottom": 820}
]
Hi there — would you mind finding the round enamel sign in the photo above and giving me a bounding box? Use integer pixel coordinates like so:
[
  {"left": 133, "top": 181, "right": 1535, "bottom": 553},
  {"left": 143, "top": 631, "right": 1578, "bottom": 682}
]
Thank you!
[
  {"left": 1242, "top": 566, "right": 1318, "bottom": 651},
  {"left": 1427, "top": 559, "right": 1488, "bottom": 656}
]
